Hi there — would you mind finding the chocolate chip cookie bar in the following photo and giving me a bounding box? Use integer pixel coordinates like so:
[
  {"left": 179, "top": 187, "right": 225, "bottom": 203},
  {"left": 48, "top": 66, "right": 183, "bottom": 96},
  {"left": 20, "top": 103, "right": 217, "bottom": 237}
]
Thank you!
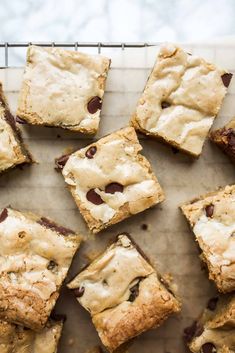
[
  {"left": 17, "top": 45, "right": 111, "bottom": 134},
  {"left": 181, "top": 185, "right": 235, "bottom": 293},
  {"left": 56, "top": 127, "right": 165, "bottom": 233},
  {"left": 131, "top": 43, "right": 232, "bottom": 157},
  {"left": 68, "top": 234, "right": 181, "bottom": 352},
  {"left": 0, "top": 207, "right": 81, "bottom": 330},
  {"left": 0, "top": 83, "right": 31, "bottom": 173},
  {"left": 210, "top": 117, "right": 235, "bottom": 163},
  {"left": 184, "top": 294, "right": 235, "bottom": 353},
  {"left": 0, "top": 318, "right": 63, "bottom": 353}
]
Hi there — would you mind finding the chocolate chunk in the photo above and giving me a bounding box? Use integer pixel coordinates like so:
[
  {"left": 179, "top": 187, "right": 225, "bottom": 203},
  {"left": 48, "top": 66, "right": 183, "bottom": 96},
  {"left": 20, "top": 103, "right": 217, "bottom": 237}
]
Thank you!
[
  {"left": 105, "top": 182, "right": 124, "bottom": 194},
  {"left": 207, "top": 297, "right": 218, "bottom": 311},
  {"left": 55, "top": 154, "right": 70, "bottom": 170},
  {"left": 87, "top": 96, "right": 102, "bottom": 114},
  {"left": 38, "top": 217, "right": 75, "bottom": 236},
  {"left": 161, "top": 101, "right": 171, "bottom": 109},
  {"left": 227, "top": 130, "right": 235, "bottom": 146},
  {"left": 201, "top": 343, "right": 217, "bottom": 353},
  {"left": 205, "top": 204, "right": 214, "bottom": 218},
  {"left": 184, "top": 321, "right": 203, "bottom": 343},
  {"left": 86, "top": 189, "right": 104, "bottom": 205},
  {"left": 141, "top": 223, "right": 148, "bottom": 231},
  {"left": 128, "top": 281, "right": 140, "bottom": 302},
  {"left": 16, "top": 116, "right": 27, "bottom": 124},
  {"left": 0, "top": 208, "right": 8, "bottom": 223},
  {"left": 47, "top": 260, "right": 58, "bottom": 271},
  {"left": 221, "top": 73, "right": 233, "bottom": 87},
  {"left": 85, "top": 146, "right": 97, "bottom": 159},
  {"left": 73, "top": 286, "right": 85, "bottom": 298}
]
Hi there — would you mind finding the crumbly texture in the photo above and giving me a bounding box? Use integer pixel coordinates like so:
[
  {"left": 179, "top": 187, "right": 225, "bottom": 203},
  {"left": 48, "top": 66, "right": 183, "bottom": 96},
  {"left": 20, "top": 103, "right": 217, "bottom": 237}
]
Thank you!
[
  {"left": 131, "top": 43, "right": 232, "bottom": 157},
  {"left": 59, "top": 127, "right": 165, "bottom": 233},
  {"left": 68, "top": 234, "right": 180, "bottom": 352},
  {"left": 0, "top": 319, "right": 63, "bottom": 353},
  {"left": 210, "top": 117, "right": 235, "bottom": 163},
  {"left": 17, "top": 45, "right": 111, "bottom": 134},
  {"left": 0, "top": 207, "right": 81, "bottom": 330},
  {"left": 181, "top": 185, "right": 235, "bottom": 293},
  {"left": 0, "top": 83, "right": 31, "bottom": 173},
  {"left": 187, "top": 295, "right": 235, "bottom": 353}
]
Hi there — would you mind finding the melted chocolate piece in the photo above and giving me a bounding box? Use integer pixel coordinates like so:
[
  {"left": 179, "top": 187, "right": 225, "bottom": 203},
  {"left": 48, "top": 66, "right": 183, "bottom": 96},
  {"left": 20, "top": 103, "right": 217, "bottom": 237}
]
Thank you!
[
  {"left": 38, "top": 217, "right": 75, "bottom": 236},
  {"left": 227, "top": 130, "right": 235, "bottom": 147},
  {"left": 0, "top": 208, "right": 8, "bottom": 223},
  {"left": 55, "top": 154, "right": 70, "bottom": 170},
  {"left": 207, "top": 297, "right": 218, "bottom": 311},
  {"left": 205, "top": 204, "right": 214, "bottom": 218},
  {"left": 16, "top": 116, "right": 27, "bottom": 124},
  {"left": 128, "top": 280, "right": 141, "bottom": 302},
  {"left": 73, "top": 286, "right": 85, "bottom": 298},
  {"left": 171, "top": 147, "right": 179, "bottom": 154},
  {"left": 141, "top": 223, "right": 148, "bottom": 231},
  {"left": 87, "top": 96, "right": 102, "bottom": 114},
  {"left": 105, "top": 182, "right": 124, "bottom": 194},
  {"left": 85, "top": 146, "right": 97, "bottom": 159},
  {"left": 184, "top": 321, "right": 203, "bottom": 343},
  {"left": 221, "top": 73, "right": 233, "bottom": 88},
  {"left": 201, "top": 343, "right": 217, "bottom": 353},
  {"left": 86, "top": 189, "right": 104, "bottom": 205},
  {"left": 47, "top": 260, "right": 58, "bottom": 271},
  {"left": 161, "top": 101, "right": 171, "bottom": 109}
]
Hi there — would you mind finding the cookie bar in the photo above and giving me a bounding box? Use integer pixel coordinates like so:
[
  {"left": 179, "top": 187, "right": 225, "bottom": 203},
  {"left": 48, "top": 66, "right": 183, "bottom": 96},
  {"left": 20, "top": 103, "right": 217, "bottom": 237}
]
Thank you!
[
  {"left": 131, "top": 43, "right": 232, "bottom": 157},
  {"left": 181, "top": 185, "right": 235, "bottom": 293},
  {"left": 68, "top": 234, "right": 181, "bottom": 352},
  {"left": 0, "top": 319, "right": 63, "bottom": 353},
  {"left": 210, "top": 117, "right": 235, "bottom": 163},
  {"left": 0, "top": 83, "right": 31, "bottom": 173},
  {"left": 17, "top": 45, "right": 111, "bottom": 134},
  {"left": 56, "top": 127, "right": 165, "bottom": 233},
  {"left": 184, "top": 295, "right": 235, "bottom": 353},
  {"left": 0, "top": 207, "right": 81, "bottom": 330}
]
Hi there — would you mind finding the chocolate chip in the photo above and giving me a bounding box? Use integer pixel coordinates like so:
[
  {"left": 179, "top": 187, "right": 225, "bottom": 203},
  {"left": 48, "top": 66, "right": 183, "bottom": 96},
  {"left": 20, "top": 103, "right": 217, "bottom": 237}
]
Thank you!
[
  {"left": 227, "top": 131, "right": 235, "bottom": 147},
  {"left": 87, "top": 96, "right": 102, "bottom": 114},
  {"left": 86, "top": 189, "right": 104, "bottom": 205},
  {"left": 47, "top": 260, "right": 58, "bottom": 271},
  {"left": 73, "top": 286, "right": 85, "bottom": 298},
  {"left": 161, "top": 101, "right": 171, "bottom": 109},
  {"left": 221, "top": 73, "right": 233, "bottom": 87},
  {"left": 207, "top": 297, "right": 218, "bottom": 311},
  {"left": 0, "top": 208, "right": 8, "bottom": 223},
  {"left": 201, "top": 343, "right": 217, "bottom": 353},
  {"left": 16, "top": 116, "right": 27, "bottom": 124},
  {"left": 38, "top": 217, "right": 75, "bottom": 236},
  {"left": 55, "top": 154, "right": 70, "bottom": 170},
  {"left": 184, "top": 321, "right": 203, "bottom": 343},
  {"left": 105, "top": 182, "right": 124, "bottom": 194},
  {"left": 85, "top": 146, "right": 97, "bottom": 159},
  {"left": 141, "top": 224, "right": 148, "bottom": 231},
  {"left": 128, "top": 281, "right": 140, "bottom": 302},
  {"left": 205, "top": 204, "right": 214, "bottom": 218}
]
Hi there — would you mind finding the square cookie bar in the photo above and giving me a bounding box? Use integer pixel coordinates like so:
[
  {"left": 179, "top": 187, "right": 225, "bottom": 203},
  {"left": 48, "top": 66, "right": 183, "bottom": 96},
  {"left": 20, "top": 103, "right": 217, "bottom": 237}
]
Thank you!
[
  {"left": 17, "top": 45, "right": 111, "bottom": 133},
  {"left": 184, "top": 294, "right": 235, "bottom": 353},
  {"left": 0, "top": 318, "right": 63, "bottom": 353},
  {"left": 210, "top": 117, "right": 235, "bottom": 163},
  {"left": 0, "top": 83, "right": 31, "bottom": 173},
  {"left": 56, "top": 127, "right": 165, "bottom": 233},
  {"left": 68, "top": 234, "right": 181, "bottom": 352},
  {"left": 0, "top": 207, "right": 81, "bottom": 330},
  {"left": 131, "top": 43, "right": 232, "bottom": 157},
  {"left": 181, "top": 185, "right": 235, "bottom": 293}
]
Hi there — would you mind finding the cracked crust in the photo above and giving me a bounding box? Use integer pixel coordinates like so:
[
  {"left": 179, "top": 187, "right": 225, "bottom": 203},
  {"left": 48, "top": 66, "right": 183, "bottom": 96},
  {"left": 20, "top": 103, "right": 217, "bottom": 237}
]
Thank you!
[
  {"left": 0, "top": 207, "right": 82, "bottom": 330},
  {"left": 17, "top": 45, "right": 111, "bottom": 134},
  {"left": 58, "top": 127, "right": 164, "bottom": 234},
  {"left": 131, "top": 43, "right": 232, "bottom": 157},
  {"left": 0, "top": 319, "right": 63, "bottom": 353},
  {"left": 68, "top": 234, "right": 181, "bottom": 352},
  {"left": 181, "top": 185, "right": 235, "bottom": 293}
]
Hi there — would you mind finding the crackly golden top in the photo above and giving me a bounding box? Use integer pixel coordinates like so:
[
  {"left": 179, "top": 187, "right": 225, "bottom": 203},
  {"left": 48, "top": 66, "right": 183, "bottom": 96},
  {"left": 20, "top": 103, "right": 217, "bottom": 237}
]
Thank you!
[
  {"left": 0, "top": 208, "right": 81, "bottom": 301},
  {"left": 0, "top": 319, "right": 63, "bottom": 353},
  {"left": 68, "top": 234, "right": 154, "bottom": 315},
  {"left": 17, "top": 45, "right": 110, "bottom": 133},
  {"left": 62, "top": 127, "right": 164, "bottom": 225},
  {"left": 133, "top": 43, "right": 230, "bottom": 156}
]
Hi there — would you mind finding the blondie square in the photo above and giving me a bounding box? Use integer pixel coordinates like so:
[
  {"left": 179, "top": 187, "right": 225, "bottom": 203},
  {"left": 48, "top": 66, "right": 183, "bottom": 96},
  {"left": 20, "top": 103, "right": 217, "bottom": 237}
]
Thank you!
[
  {"left": 131, "top": 43, "right": 232, "bottom": 157},
  {"left": 0, "top": 207, "right": 81, "bottom": 330},
  {"left": 17, "top": 45, "right": 111, "bottom": 134},
  {"left": 56, "top": 127, "right": 164, "bottom": 233},
  {"left": 68, "top": 234, "right": 181, "bottom": 352},
  {"left": 181, "top": 185, "right": 235, "bottom": 293}
]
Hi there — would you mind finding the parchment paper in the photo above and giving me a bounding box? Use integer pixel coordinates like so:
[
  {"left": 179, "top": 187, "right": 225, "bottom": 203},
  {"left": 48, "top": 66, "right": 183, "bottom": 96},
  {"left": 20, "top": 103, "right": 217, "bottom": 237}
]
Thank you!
[{"left": 0, "top": 43, "right": 234, "bottom": 353}]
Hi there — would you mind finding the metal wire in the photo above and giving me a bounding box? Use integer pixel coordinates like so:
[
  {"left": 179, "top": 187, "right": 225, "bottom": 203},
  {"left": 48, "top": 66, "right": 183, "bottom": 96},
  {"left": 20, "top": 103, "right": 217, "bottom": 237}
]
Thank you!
[{"left": 0, "top": 41, "right": 157, "bottom": 68}]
